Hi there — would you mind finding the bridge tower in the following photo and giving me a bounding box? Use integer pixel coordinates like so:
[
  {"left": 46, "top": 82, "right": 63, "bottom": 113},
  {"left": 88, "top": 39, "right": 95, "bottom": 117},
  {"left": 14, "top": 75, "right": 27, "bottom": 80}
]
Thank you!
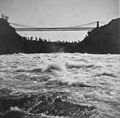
[{"left": 97, "top": 21, "right": 99, "bottom": 28}]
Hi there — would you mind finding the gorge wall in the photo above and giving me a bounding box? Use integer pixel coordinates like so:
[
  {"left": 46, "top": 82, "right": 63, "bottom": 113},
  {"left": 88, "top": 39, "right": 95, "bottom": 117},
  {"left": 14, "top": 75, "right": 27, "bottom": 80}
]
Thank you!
[{"left": 0, "top": 18, "right": 119, "bottom": 54}]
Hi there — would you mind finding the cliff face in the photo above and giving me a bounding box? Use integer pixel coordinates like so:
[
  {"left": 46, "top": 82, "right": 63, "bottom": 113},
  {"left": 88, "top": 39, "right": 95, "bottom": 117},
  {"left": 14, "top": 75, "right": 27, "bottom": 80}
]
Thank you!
[
  {"left": 79, "top": 18, "right": 120, "bottom": 54},
  {"left": 0, "top": 18, "right": 24, "bottom": 54}
]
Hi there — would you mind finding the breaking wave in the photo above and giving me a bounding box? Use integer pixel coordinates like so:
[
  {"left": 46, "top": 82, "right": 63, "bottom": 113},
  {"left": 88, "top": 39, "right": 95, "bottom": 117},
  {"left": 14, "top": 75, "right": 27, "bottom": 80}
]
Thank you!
[
  {"left": 44, "top": 64, "right": 62, "bottom": 72},
  {"left": 95, "top": 72, "right": 117, "bottom": 78}
]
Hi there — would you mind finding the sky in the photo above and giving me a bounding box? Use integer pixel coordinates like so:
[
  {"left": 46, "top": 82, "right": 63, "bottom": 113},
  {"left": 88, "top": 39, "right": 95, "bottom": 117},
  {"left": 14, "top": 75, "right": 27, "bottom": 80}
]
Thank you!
[{"left": 0, "top": 0, "right": 119, "bottom": 41}]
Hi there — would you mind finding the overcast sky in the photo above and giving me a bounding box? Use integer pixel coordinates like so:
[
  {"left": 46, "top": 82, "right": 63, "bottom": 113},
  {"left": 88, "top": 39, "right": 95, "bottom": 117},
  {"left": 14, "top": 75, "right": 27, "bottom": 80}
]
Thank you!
[{"left": 0, "top": 0, "right": 119, "bottom": 41}]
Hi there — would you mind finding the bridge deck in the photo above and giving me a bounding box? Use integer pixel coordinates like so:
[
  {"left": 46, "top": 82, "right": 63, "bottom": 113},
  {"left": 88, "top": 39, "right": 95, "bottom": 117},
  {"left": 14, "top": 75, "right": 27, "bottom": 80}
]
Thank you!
[{"left": 15, "top": 27, "right": 95, "bottom": 31}]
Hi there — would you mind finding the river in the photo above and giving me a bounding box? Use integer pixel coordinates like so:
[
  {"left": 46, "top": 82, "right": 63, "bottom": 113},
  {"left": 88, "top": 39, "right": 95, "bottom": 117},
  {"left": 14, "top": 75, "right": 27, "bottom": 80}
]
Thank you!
[{"left": 0, "top": 53, "right": 120, "bottom": 118}]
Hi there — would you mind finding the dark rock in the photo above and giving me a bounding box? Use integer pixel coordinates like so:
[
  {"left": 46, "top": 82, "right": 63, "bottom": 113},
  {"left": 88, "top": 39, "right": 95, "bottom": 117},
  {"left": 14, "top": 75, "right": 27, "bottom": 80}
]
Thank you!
[{"left": 0, "top": 92, "right": 97, "bottom": 118}]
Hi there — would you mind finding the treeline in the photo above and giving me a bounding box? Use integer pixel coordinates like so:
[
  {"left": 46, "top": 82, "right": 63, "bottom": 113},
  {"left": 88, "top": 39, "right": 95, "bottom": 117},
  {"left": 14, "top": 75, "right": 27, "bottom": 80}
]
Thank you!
[{"left": 20, "top": 36, "right": 81, "bottom": 53}]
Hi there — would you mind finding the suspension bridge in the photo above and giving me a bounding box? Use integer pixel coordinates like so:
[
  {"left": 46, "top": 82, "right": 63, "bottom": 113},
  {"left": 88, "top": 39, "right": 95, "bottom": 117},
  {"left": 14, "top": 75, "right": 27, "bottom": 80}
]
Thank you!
[
  {"left": 10, "top": 21, "right": 104, "bottom": 32},
  {"left": 1, "top": 14, "right": 104, "bottom": 32}
]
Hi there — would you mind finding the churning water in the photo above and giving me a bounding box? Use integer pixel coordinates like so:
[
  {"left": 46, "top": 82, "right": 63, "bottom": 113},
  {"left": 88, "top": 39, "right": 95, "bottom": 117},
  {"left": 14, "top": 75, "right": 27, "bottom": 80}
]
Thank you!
[{"left": 0, "top": 53, "right": 120, "bottom": 118}]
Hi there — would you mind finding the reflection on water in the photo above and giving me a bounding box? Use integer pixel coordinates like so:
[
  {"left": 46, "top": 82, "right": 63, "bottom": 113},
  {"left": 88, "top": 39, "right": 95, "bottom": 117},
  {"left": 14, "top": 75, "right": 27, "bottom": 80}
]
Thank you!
[{"left": 0, "top": 53, "right": 120, "bottom": 118}]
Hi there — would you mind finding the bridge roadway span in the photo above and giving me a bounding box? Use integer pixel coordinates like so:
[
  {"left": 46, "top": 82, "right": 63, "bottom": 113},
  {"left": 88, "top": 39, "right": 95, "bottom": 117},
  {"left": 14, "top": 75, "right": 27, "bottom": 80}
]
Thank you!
[{"left": 15, "top": 27, "right": 95, "bottom": 31}]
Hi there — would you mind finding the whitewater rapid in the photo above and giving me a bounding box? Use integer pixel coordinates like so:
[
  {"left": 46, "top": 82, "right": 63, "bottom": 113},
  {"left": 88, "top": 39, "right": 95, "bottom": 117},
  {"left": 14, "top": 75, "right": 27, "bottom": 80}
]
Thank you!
[{"left": 0, "top": 53, "right": 120, "bottom": 118}]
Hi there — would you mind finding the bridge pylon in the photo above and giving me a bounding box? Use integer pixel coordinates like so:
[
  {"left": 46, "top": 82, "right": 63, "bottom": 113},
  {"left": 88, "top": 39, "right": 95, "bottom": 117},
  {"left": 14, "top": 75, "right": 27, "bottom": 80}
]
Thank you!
[{"left": 97, "top": 21, "right": 99, "bottom": 28}]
